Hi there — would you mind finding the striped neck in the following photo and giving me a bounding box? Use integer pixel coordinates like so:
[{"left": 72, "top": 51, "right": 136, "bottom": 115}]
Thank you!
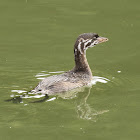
[{"left": 73, "top": 48, "right": 92, "bottom": 76}]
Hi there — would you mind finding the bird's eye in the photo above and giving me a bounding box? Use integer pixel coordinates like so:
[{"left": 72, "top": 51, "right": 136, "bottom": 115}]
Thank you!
[{"left": 95, "top": 34, "right": 99, "bottom": 38}]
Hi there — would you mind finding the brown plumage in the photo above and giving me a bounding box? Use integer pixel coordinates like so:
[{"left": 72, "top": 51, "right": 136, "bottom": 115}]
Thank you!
[{"left": 32, "top": 33, "right": 108, "bottom": 95}]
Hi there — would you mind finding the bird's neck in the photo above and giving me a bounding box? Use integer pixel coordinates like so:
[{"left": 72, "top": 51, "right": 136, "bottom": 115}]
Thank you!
[{"left": 73, "top": 51, "right": 92, "bottom": 76}]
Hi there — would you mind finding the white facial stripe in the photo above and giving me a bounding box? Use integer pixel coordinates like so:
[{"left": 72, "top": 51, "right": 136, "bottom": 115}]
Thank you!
[
  {"left": 77, "top": 38, "right": 89, "bottom": 54},
  {"left": 89, "top": 40, "right": 99, "bottom": 48},
  {"left": 93, "top": 40, "right": 99, "bottom": 45},
  {"left": 84, "top": 39, "right": 92, "bottom": 46},
  {"left": 77, "top": 41, "right": 83, "bottom": 54},
  {"left": 77, "top": 38, "right": 99, "bottom": 54}
]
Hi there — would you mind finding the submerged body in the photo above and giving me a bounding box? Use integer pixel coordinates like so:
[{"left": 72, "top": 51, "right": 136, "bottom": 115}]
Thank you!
[{"left": 32, "top": 33, "right": 108, "bottom": 95}]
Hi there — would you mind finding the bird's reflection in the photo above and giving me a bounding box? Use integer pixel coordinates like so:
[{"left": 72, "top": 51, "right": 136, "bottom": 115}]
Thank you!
[
  {"left": 76, "top": 87, "right": 93, "bottom": 120},
  {"left": 76, "top": 87, "right": 109, "bottom": 121},
  {"left": 57, "top": 86, "right": 109, "bottom": 121}
]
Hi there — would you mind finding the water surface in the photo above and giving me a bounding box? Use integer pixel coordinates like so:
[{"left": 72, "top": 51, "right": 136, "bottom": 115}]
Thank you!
[{"left": 0, "top": 0, "right": 140, "bottom": 140}]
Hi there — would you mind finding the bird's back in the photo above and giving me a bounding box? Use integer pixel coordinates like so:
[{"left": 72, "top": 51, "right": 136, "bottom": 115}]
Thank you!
[{"left": 32, "top": 71, "right": 92, "bottom": 95}]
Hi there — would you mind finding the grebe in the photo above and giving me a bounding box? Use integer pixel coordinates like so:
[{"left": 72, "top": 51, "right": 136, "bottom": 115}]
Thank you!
[{"left": 32, "top": 33, "right": 108, "bottom": 95}]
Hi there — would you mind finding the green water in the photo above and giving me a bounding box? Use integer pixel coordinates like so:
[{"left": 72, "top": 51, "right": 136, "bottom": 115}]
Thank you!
[{"left": 0, "top": 0, "right": 140, "bottom": 139}]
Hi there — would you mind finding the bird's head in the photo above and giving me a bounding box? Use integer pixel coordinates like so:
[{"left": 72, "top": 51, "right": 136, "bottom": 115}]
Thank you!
[{"left": 74, "top": 33, "right": 108, "bottom": 55}]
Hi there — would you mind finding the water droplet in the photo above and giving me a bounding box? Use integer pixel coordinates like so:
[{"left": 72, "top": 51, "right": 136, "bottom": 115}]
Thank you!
[{"left": 117, "top": 71, "right": 121, "bottom": 73}]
